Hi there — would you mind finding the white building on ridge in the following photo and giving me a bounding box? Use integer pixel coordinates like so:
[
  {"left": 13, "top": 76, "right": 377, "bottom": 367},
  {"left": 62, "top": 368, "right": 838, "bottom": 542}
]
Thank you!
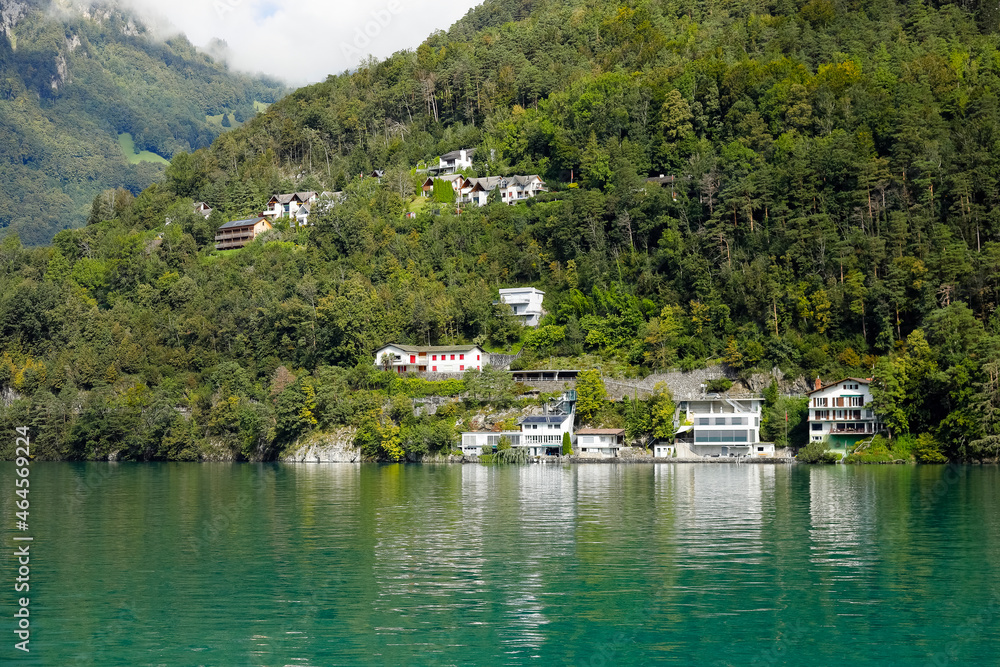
[{"left": 498, "top": 287, "right": 545, "bottom": 327}]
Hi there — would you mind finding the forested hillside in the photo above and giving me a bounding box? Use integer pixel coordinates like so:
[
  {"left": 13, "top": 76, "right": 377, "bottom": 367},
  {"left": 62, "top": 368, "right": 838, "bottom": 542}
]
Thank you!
[
  {"left": 0, "top": 0, "right": 285, "bottom": 244},
  {"left": 3, "top": 0, "right": 1000, "bottom": 462}
]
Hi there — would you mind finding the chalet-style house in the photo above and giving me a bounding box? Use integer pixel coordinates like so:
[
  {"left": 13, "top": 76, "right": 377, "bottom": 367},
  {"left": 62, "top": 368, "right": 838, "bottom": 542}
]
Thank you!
[
  {"left": 263, "top": 192, "right": 317, "bottom": 225},
  {"left": 498, "top": 287, "right": 545, "bottom": 327},
  {"left": 215, "top": 217, "right": 273, "bottom": 250},
  {"left": 262, "top": 191, "right": 341, "bottom": 227},
  {"left": 193, "top": 202, "right": 213, "bottom": 218},
  {"left": 373, "top": 344, "right": 485, "bottom": 374},
  {"left": 666, "top": 396, "right": 774, "bottom": 458},
  {"left": 806, "top": 377, "right": 881, "bottom": 451},
  {"left": 420, "top": 174, "right": 547, "bottom": 207}
]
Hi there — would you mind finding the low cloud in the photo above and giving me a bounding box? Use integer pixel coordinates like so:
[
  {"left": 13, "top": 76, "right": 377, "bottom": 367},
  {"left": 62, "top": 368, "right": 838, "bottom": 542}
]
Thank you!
[{"left": 117, "top": 0, "right": 481, "bottom": 84}]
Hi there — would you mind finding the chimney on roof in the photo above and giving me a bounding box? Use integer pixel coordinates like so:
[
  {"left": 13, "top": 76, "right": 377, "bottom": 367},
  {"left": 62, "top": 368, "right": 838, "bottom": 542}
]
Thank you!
[{"left": 814, "top": 377, "right": 822, "bottom": 390}]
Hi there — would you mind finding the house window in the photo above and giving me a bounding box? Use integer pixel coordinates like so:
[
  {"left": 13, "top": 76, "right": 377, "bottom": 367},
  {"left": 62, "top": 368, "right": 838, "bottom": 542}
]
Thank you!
[
  {"left": 460, "top": 365, "right": 465, "bottom": 371},
  {"left": 432, "top": 366, "right": 437, "bottom": 372},
  {"left": 698, "top": 418, "right": 709, "bottom": 426},
  {"left": 715, "top": 418, "right": 726, "bottom": 425},
  {"left": 450, "top": 355, "right": 455, "bottom": 360},
  {"left": 477, "top": 355, "right": 480, "bottom": 360},
  {"left": 460, "top": 354, "right": 464, "bottom": 360},
  {"left": 410, "top": 355, "right": 416, "bottom": 363},
  {"left": 814, "top": 397, "right": 828, "bottom": 407},
  {"left": 432, "top": 355, "right": 437, "bottom": 361},
  {"left": 812, "top": 423, "right": 822, "bottom": 431}
]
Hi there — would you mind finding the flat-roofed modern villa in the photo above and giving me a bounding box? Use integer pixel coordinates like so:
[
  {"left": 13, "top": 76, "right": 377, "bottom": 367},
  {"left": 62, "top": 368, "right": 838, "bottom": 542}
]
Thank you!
[{"left": 672, "top": 396, "right": 774, "bottom": 458}]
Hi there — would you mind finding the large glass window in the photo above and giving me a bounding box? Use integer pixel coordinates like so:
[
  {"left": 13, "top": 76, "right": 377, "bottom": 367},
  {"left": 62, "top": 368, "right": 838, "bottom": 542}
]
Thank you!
[{"left": 695, "top": 430, "right": 749, "bottom": 443}]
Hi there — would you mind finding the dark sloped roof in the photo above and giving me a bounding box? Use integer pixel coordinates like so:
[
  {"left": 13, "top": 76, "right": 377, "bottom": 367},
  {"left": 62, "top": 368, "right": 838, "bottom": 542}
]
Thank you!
[
  {"left": 442, "top": 148, "right": 475, "bottom": 161},
  {"left": 218, "top": 217, "right": 266, "bottom": 230},
  {"left": 380, "top": 343, "right": 480, "bottom": 354}
]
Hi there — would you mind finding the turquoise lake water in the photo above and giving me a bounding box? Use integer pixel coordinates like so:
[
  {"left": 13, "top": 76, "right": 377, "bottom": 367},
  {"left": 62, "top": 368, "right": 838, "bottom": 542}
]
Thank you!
[{"left": 2, "top": 462, "right": 999, "bottom": 666}]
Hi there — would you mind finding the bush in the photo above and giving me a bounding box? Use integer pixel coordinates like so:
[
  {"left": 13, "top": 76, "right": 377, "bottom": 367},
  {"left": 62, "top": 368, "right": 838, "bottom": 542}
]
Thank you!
[
  {"left": 844, "top": 434, "right": 914, "bottom": 464},
  {"left": 706, "top": 378, "right": 732, "bottom": 393},
  {"left": 913, "top": 433, "right": 948, "bottom": 463},
  {"left": 796, "top": 440, "right": 839, "bottom": 464},
  {"left": 561, "top": 431, "right": 573, "bottom": 456}
]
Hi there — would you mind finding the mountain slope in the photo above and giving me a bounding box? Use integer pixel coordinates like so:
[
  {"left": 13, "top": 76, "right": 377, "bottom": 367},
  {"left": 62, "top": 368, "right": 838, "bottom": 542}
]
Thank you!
[
  {"left": 4, "top": 0, "right": 1000, "bottom": 462},
  {"left": 0, "top": 0, "right": 285, "bottom": 244}
]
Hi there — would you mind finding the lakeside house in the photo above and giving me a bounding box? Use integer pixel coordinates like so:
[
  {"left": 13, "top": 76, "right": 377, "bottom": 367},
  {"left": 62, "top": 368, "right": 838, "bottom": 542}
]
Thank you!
[
  {"left": 576, "top": 428, "right": 625, "bottom": 458},
  {"left": 461, "top": 392, "right": 576, "bottom": 457},
  {"left": 373, "top": 343, "right": 484, "bottom": 374},
  {"left": 498, "top": 287, "right": 545, "bottom": 327},
  {"left": 806, "top": 377, "right": 880, "bottom": 452},
  {"left": 670, "top": 396, "right": 773, "bottom": 458}
]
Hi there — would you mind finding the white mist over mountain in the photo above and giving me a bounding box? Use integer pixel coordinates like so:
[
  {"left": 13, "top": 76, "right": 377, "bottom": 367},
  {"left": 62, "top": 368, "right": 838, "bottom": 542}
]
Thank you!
[{"left": 114, "top": 0, "right": 481, "bottom": 85}]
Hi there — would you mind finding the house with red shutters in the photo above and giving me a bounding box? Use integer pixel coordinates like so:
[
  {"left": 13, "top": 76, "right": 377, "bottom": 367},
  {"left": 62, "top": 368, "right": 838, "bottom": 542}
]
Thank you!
[{"left": 373, "top": 344, "right": 485, "bottom": 374}]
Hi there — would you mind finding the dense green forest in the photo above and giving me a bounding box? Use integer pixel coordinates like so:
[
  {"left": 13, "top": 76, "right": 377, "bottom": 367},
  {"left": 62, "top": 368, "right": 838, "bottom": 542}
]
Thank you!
[
  {"left": 0, "top": 0, "right": 285, "bottom": 245},
  {"left": 3, "top": 0, "right": 1000, "bottom": 462}
]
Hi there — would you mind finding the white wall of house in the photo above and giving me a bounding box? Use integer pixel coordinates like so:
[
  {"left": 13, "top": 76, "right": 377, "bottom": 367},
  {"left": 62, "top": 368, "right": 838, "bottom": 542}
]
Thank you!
[
  {"left": 577, "top": 432, "right": 624, "bottom": 458},
  {"left": 499, "top": 287, "right": 545, "bottom": 327},
  {"left": 807, "top": 379, "right": 878, "bottom": 444},
  {"left": 373, "top": 345, "right": 484, "bottom": 374},
  {"left": 461, "top": 409, "right": 573, "bottom": 457},
  {"left": 653, "top": 443, "right": 677, "bottom": 458}
]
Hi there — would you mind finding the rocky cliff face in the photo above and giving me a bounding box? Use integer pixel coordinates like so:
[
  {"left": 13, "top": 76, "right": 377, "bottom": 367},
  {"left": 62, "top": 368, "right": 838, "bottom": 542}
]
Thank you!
[
  {"left": 280, "top": 428, "right": 361, "bottom": 463},
  {"left": 1, "top": 1, "right": 28, "bottom": 47}
]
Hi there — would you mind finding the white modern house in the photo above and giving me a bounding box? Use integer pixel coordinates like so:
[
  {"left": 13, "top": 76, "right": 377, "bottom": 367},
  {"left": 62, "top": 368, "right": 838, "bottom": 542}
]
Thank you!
[
  {"left": 373, "top": 344, "right": 484, "bottom": 374},
  {"left": 806, "top": 377, "right": 880, "bottom": 452},
  {"left": 576, "top": 429, "right": 625, "bottom": 458},
  {"left": 673, "top": 396, "right": 771, "bottom": 457},
  {"left": 498, "top": 287, "right": 545, "bottom": 327},
  {"left": 429, "top": 148, "right": 475, "bottom": 175}
]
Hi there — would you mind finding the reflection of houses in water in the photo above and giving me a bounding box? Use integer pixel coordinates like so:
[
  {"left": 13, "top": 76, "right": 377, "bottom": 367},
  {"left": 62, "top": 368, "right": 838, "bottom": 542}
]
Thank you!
[
  {"left": 654, "top": 464, "right": 775, "bottom": 567},
  {"left": 806, "top": 468, "right": 877, "bottom": 568}
]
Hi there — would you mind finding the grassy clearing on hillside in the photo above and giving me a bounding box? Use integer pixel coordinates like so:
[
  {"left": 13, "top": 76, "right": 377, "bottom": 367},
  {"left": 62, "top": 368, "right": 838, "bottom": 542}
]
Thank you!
[
  {"left": 118, "top": 133, "right": 169, "bottom": 165},
  {"left": 253, "top": 101, "right": 270, "bottom": 112}
]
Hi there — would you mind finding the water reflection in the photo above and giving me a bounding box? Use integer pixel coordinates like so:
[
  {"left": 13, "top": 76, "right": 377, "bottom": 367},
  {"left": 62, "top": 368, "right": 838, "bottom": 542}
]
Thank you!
[{"left": 7, "top": 462, "right": 1000, "bottom": 667}]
